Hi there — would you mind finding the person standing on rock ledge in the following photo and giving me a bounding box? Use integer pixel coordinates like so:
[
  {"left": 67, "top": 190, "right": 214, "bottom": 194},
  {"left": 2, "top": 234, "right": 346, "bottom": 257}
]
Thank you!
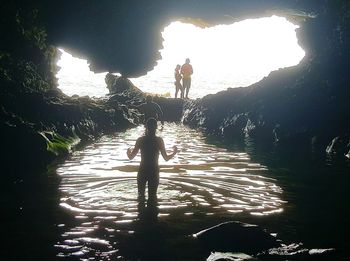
[
  {"left": 127, "top": 118, "right": 178, "bottom": 203},
  {"left": 137, "top": 95, "right": 163, "bottom": 123},
  {"left": 181, "top": 58, "right": 193, "bottom": 99}
]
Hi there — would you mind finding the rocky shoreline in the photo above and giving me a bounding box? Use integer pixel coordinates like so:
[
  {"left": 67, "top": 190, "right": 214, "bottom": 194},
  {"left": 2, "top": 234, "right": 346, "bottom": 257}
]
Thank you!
[
  {"left": 182, "top": 60, "right": 350, "bottom": 158},
  {"left": 1, "top": 78, "right": 185, "bottom": 175}
]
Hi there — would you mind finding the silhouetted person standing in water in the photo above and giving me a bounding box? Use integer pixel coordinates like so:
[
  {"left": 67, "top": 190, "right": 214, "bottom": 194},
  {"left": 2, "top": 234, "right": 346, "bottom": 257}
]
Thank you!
[
  {"left": 181, "top": 58, "right": 193, "bottom": 99},
  {"left": 137, "top": 95, "right": 163, "bottom": 123},
  {"left": 174, "top": 64, "right": 183, "bottom": 98},
  {"left": 127, "top": 118, "right": 178, "bottom": 203}
]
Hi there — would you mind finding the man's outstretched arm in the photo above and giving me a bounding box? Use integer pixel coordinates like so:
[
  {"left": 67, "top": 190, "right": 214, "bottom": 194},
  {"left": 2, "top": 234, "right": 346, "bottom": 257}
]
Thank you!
[
  {"left": 127, "top": 138, "right": 141, "bottom": 159},
  {"left": 159, "top": 138, "right": 178, "bottom": 161}
]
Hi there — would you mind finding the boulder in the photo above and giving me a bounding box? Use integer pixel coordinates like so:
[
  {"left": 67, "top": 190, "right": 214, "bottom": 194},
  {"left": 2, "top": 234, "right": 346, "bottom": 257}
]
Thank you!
[
  {"left": 326, "top": 136, "right": 350, "bottom": 156},
  {"left": 106, "top": 75, "right": 142, "bottom": 94},
  {"left": 193, "top": 221, "right": 280, "bottom": 254}
]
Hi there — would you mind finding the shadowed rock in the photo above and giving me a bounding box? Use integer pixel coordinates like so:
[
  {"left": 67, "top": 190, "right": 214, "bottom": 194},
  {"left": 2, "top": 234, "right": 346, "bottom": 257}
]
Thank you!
[{"left": 193, "top": 221, "right": 280, "bottom": 254}]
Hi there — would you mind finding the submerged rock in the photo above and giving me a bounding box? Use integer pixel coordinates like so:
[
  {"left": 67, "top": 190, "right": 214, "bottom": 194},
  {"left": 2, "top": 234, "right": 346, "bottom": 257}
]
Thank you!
[
  {"left": 197, "top": 222, "right": 336, "bottom": 260},
  {"left": 207, "top": 252, "right": 257, "bottom": 261},
  {"left": 326, "top": 136, "right": 350, "bottom": 156}
]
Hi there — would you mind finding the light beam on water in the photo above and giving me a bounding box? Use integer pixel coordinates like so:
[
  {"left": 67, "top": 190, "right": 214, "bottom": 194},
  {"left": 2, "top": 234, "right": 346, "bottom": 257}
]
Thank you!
[{"left": 55, "top": 123, "right": 285, "bottom": 259}]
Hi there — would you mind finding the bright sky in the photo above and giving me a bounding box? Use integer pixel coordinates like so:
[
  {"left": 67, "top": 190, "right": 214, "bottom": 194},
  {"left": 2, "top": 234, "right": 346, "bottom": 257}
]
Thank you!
[{"left": 57, "top": 16, "right": 305, "bottom": 98}]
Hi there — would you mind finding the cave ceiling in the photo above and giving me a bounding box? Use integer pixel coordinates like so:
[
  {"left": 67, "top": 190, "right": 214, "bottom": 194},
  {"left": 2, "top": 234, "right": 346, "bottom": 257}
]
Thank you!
[{"left": 36, "top": 0, "right": 322, "bottom": 77}]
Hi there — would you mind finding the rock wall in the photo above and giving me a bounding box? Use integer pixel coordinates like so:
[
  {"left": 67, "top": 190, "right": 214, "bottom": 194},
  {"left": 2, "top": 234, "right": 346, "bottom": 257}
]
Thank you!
[{"left": 183, "top": 1, "right": 350, "bottom": 156}]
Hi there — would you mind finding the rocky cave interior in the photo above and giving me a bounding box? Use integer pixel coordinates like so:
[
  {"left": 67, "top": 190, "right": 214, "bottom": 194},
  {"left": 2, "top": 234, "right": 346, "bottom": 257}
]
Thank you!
[
  {"left": 1, "top": 0, "right": 350, "bottom": 260},
  {"left": 2, "top": 1, "right": 349, "bottom": 168}
]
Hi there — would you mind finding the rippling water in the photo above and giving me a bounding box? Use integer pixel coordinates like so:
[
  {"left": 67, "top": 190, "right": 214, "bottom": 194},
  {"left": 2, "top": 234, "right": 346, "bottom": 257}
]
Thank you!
[
  {"left": 5, "top": 123, "right": 350, "bottom": 260},
  {"left": 55, "top": 123, "right": 285, "bottom": 259}
]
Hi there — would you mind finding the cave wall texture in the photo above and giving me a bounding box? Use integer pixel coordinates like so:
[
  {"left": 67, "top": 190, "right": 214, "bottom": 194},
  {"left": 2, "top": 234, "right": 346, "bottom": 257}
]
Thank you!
[
  {"left": 3, "top": 0, "right": 342, "bottom": 76},
  {"left": 1, "top": 0, "right": 350, "bottom": 171}
]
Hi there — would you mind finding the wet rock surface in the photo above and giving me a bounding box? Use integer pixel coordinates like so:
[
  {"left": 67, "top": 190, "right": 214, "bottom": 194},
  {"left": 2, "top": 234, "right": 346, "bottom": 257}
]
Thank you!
[
  {"left": 183, "top": 59, "right": 350, "bottom": 155},
  {"left": 194, "top": 221, "right": 280, "bottom": 254},
  {"left": 197, "top": 221, "right": 336, "bottom": 260}
]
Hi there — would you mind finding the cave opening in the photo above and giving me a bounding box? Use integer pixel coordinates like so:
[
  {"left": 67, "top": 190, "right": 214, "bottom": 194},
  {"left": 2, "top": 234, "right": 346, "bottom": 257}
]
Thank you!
[{"left": 57, "top": 15, "right": 305, "bottom": 98}]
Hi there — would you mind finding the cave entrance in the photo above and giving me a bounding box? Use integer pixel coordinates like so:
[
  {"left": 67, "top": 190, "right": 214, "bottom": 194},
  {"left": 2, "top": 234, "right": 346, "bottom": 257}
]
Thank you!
[{"left": 57, "top": 15, "right": 304, "bottom": 98}]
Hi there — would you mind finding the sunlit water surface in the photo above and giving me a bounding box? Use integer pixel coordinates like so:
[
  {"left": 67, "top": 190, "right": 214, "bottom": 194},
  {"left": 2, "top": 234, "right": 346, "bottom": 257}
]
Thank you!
[{"left": 55, "top": 123, "right": 285, "bottom": 259}]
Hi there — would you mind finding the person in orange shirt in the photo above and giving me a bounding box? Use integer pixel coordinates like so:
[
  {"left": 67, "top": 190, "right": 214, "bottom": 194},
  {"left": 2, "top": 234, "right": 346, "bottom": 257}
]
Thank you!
[{"left": 180, "top": 58, "right": 193, "bottom": 99}]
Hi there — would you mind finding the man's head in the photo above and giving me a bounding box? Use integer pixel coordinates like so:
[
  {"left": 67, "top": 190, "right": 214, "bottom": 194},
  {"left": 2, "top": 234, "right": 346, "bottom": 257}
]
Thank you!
[
  {"left": 185, "top": 58, "right": 190, "bottom": 64},
  {"left": 146, "top": 118, "right": 157, "bottom": 136}
]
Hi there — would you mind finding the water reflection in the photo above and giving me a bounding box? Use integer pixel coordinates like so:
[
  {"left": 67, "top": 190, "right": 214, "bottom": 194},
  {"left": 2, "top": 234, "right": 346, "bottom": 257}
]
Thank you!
[{"left": 55, "top": 123, "right": 285, "bottom": 259}]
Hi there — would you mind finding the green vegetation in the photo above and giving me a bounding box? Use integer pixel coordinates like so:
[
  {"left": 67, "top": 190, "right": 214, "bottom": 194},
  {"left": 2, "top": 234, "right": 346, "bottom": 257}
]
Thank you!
[{"left": 39, "top": 131, "right": 80, "bottom": 156}]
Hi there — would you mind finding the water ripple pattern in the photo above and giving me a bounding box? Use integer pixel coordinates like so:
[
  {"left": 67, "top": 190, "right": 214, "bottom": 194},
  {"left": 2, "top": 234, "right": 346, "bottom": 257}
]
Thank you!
[{"left": 55, "top": 123, "right": 285, "bottom": 259}]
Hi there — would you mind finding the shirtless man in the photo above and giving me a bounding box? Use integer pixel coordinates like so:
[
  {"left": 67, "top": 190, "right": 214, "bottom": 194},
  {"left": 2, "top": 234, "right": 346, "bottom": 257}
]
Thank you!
[
  {"left": 137, "top": 95, "right": 163, "bottom": 124},
  {"left": 127, "top": 118, "right": 178, "bottom": 203}
]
